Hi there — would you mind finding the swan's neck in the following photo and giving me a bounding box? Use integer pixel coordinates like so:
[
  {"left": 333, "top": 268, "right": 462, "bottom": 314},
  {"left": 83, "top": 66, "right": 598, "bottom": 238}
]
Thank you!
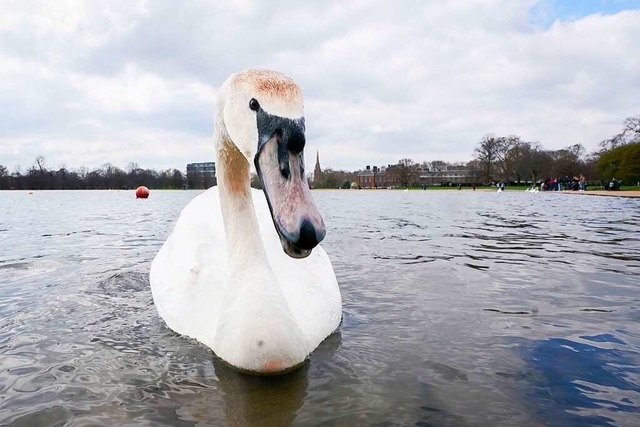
[
  {"left": 215, "top": 135, "right": 269, "bottom": 272},
  {"left": 210, "top": 104, "right": 309, "bottom": 372}
]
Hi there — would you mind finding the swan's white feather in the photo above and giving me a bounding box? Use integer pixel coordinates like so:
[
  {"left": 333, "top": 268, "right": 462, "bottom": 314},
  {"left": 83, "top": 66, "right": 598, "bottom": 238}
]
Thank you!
[{"left": 150, "top": 186, "right": 341, "bottom": 371}]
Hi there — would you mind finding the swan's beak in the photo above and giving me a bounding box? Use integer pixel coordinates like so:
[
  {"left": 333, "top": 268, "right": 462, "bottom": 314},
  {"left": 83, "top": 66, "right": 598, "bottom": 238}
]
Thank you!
[{"left": 254, "top": 112, "right": 326, "bottom": 259}]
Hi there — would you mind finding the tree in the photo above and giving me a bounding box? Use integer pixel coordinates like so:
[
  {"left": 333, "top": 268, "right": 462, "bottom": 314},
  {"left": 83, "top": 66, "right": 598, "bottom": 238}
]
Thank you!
[
  {"left": 622, "top": 116, "right": 640, "bottom": 142},
  {"left": 619, "top": 143, "right": 640, "bottom": 184},
  {"left": 397, "top": 158, "right": 415, "bottom": 187},
  {"left": 171, "top": 169, "right": 185, "bottom": 189},
  {"left": 506, "top": 140, "right": 530, "bottom": 183},
  {"left": 10, "top": 165, "right": 26, "bottom": 190},
  {"left": 126, "top": 162, "right": 140, "bottom": 173},
  {"left": 422, "top": 160, "right": 448, "bottom": 172},
  {"left": 35, "top": 156, "right": 46, "bottom": 173},
  {"left": 597, "top": 142, "right": 640, "bottom": 185},
  {"left": 313, "top": 168, "right": 357, "bottom": 188},
  {"left": 600, "top": 115, "right": 640, "bottom": 151},
  {"left": 495, "top": 135, "right": 522, "bottom": 182},
  {"left": 26, "top": 155, "right": 49, "bottom": 189},
  {"left": 474, "top": 135, "right": 501, "bottom": 183},
  {"left": 513, "top": 142, "right": 549, "bottom": 184},
  {"left": 0, "top": 165, "right": 9, "bottom": 189},
  {"left": 550, "top": 144, "right": 585, "bottom": 178}
]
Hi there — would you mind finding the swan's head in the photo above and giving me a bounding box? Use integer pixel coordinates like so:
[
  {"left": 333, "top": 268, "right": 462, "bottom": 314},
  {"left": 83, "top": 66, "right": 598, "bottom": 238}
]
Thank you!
[{"left": 219, "top": 69, "right": 326, "bottom": 258}]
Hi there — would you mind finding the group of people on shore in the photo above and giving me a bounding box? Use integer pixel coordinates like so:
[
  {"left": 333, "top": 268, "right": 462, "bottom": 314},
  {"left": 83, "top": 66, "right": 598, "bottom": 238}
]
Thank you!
[
  {"left": 490, "top": 175, "right": 631, "bottom": 192},
  {"left": 540, "top": 175, "right": 586, "bottom": 191}
]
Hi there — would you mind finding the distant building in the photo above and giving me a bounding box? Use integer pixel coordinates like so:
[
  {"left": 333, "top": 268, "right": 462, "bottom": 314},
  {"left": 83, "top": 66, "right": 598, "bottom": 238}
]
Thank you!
[
  {"left": 384, "top": 164, "right": 403, "bottom": 187},
  {"left": 358, "top": 165, "right": 390, "bottom": 188},
  {"left": 357, "top": 163, "right": 480, "bottom": 188},
  {"left": 418, "top": 165, "right": 479, "bottom": 186},
  {"left": 357, "top": 164, "right": 404, "bottom": 188},
  {"left": 357, "top": 166, "right": 375, "bottom": 188},
  {"left": 187, "top": 162, "right": 216, "bottom": 188}
]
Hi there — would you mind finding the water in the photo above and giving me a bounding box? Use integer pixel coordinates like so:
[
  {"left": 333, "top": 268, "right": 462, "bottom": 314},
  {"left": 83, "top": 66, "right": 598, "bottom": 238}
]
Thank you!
[{"left": 1, "top": 189, "right": 639, "bottom": 426}]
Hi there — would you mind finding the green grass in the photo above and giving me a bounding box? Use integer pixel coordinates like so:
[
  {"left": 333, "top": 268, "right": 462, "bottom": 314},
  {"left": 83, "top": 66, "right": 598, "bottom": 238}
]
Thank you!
[{"left": 585, "top": 185, "right": 640, "bottom": 191}]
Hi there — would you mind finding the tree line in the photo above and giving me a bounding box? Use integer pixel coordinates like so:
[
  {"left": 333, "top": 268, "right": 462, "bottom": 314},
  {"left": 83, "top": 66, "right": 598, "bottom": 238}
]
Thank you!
[
  {"left": 312, "top": 168, "right": 358, "bottom": 189},
  {"left": 596, "top": 116, "right": 640, "bottom": 186},
  {"left": 472, "top": 115, "right": 639, "bottom": 186},
  {"left": 473, "top": 136, "right": 593, "bottom": 184},
  {"left": 0, "top": 158, "right": 189, "bottom": 190}
]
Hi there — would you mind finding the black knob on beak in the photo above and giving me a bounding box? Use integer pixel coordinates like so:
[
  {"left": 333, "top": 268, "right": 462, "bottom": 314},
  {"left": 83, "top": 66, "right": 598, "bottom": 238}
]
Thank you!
[{"left": 295, "top": 219, "right": 326, "bottom": 250}]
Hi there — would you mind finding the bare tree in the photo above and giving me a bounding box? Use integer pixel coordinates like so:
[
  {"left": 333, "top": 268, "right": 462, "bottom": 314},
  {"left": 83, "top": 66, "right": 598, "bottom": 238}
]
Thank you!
[
  {"left": 495, "top": 135, "right": 522, "bottom": 182},
  {"left": 622, "top": 116, "right": 640, "bottom": 143},
  {"left": 126, "top": 162, "right": 140, "bottom": 173},
  {"left": 600, "top": 115, "right": 640, "bottom": 150},
  {"left": 35, "top": 156, "right": 46, "bottom": 174},
  {"left": 0, "top": 164, "right": 9, "bottom": 189},
  {"left": 423, "top": 160, "right": 448, "bottom": 172},
  {"left": 513, "top": 142, "right": 549, "bottom": 184},
  {"left": 26, "top": 155, "right": 49, "bottom": 189},
  {"left": 474, "top": 135, "right": 501, "bottom": 183},
  {"left": 397, "top": 158, "right": 415, "bottom": 187},
  {"left": 550, "top": 144, "right": 586, "bottom": 178}
]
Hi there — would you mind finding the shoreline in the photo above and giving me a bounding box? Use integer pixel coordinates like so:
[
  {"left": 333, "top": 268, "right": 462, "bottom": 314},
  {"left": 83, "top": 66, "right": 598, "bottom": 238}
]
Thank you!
[
  {"left": 346, "top": 188, "right": 640, "bottom": 197},
  {"left": 5, "top": 188, "right": 640, "bottom": 198},
  {"left": 559, "top": 190, "right": 640, "bottom": 198}
]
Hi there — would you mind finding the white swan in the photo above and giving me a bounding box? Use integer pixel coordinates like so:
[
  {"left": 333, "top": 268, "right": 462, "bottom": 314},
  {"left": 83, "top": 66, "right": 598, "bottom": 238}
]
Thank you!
[{"left": 150, "top": 69, "right": 342, "bottom": 374}]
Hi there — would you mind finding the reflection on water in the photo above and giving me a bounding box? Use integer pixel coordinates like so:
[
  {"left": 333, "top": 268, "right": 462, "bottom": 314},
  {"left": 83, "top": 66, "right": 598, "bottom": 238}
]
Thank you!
[
  {"left": 520, "top": 335, "right": 640, "bottom": 426},
  {"left": 213, "top": 357, "right": 310, "bottom": 426},
  {"left": 1, "top": 189, "right": 639, "bottom": 426}
]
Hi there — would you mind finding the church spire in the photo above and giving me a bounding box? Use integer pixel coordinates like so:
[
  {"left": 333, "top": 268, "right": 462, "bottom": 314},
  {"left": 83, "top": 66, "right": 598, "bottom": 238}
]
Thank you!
[
  {"left": 314, "top": 150, "right": 322, "bottom": 184},
  {"left": 315, "top": 150, "right": 322, "bottom": 173}
]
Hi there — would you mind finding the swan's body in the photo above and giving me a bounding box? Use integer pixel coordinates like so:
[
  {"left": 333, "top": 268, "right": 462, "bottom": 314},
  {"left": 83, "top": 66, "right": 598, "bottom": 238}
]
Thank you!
[{"left": 150, "top": 69, "right": 341, "bottom": 374}]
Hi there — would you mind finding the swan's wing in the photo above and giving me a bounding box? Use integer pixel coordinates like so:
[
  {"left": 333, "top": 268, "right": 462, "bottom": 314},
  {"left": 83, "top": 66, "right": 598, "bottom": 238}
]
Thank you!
[{"left": 150, "top": 187, "right": 227, "bottom": 346}]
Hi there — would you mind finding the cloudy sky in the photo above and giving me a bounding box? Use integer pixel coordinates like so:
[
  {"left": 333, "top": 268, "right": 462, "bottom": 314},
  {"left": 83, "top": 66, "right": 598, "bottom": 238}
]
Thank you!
[{"left": 1, "top": 0, "right": 639, "bottom": 173}]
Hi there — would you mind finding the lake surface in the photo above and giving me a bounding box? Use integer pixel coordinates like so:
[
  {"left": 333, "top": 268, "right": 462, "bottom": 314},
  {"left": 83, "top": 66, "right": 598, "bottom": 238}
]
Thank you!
[{"left": 1, "top": 189, "right": 639, "bottom": 426}]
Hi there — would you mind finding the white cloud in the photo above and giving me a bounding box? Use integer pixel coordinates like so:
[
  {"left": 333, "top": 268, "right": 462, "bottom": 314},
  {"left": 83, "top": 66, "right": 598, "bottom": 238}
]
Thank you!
[{"left": 0, "top": 0, "right": 638, "bottom": 173}]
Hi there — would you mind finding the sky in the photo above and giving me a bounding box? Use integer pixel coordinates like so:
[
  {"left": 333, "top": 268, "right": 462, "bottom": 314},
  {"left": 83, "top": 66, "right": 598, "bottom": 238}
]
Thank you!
[{"left": 1, "top": 0, "right": 639, "bottom": 173}]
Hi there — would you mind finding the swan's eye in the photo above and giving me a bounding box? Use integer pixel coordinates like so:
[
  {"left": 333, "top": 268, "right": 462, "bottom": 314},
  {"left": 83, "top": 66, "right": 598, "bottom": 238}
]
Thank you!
[{"left": 249, "top": 98, "right": 260, "bottom": 111}]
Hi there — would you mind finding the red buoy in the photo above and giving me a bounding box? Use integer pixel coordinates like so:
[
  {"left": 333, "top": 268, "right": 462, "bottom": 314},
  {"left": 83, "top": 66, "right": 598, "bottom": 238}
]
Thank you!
[{"left": 135, "top": 186, "right": 150, "bottom": 199}]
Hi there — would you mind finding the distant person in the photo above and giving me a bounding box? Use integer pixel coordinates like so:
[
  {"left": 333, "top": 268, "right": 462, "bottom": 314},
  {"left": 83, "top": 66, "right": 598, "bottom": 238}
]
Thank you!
[
  {"left": 579, "top": 174, "right": 586, "bottom": 191},
  {"left": 608, "top": 177, "right": 620, "bottom": 191},
  {"left": 472, "top": 184, "right": 476, "bottom": 191},
  {"left": 570, "top": 176, "right": 579, "bottom": 191}
]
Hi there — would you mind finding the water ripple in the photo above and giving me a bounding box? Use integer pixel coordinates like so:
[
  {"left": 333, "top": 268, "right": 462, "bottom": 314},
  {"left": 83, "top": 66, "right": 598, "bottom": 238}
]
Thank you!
[{"left": 1, "top": 189, "right": 639, "bottom": 425}]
